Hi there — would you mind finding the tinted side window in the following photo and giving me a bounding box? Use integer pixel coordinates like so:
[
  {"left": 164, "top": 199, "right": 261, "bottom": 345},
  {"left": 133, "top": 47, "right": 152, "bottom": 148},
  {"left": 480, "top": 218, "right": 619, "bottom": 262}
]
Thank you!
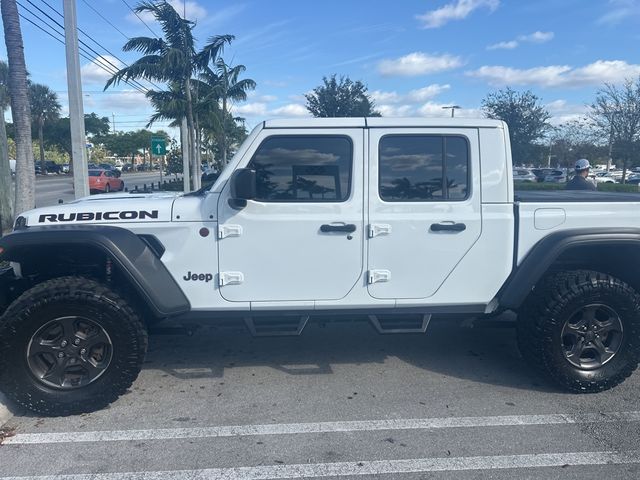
[
  {"left": 379, "top": 135, "right": 469, "bottom": 201},
  {"left": 248, "top": 136, "right": 352, "bottom": 202}
]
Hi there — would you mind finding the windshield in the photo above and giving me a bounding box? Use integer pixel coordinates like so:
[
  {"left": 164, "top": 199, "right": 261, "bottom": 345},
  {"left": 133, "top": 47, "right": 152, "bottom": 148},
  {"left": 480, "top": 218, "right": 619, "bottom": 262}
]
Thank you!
[{"left": 88, "top": 170, "right": 102, "bottom": 177}]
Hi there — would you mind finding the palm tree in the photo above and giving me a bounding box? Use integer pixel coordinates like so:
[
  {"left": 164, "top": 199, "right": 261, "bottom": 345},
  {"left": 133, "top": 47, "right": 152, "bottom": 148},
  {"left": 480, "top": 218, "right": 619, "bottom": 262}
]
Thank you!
[
  {"left": 201, "top": 59, "right": 255, "bottom": 164},
  {"left": 105, "top": 0, "right": 233, "bottom": 190},
  {"left": 29, "top": 83, "right": 61, "bottom": 173},
  {"left": 0, "top": 60, "right": 13, "bottom": 233},
  {"left": 1, "top": 0, "right": 35, "bottom": 214}
]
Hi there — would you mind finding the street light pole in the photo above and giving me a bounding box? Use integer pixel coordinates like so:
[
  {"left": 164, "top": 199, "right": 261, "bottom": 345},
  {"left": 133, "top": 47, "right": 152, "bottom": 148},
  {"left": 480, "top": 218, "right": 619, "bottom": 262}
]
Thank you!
[
  {"left": 63, "top": 0, "right": 89, "bottom": 198},
  {"left": 442, "top": 105, "right": 460, "bottom": 118}
]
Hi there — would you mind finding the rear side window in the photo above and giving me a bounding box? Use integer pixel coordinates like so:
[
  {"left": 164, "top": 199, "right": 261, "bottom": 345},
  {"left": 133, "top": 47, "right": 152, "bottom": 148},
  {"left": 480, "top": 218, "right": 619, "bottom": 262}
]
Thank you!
[
  {"left": 248, "top": 136, "right": 352, "bottom": 202},
  {"left": 379, "top": 135, "right": 469, "bottom": 202}
]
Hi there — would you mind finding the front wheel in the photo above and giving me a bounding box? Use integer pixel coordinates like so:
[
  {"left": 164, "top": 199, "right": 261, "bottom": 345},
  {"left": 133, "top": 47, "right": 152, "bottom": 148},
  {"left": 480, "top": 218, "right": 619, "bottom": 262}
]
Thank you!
[
  {"left": 517, "top": 270, "right": 640, "bottom": 392},
  {"left": 105, "top": 183, "right": 111, "bottom": 193},
  {"left": 0, "top": 276, "right": 148, "bottom": 415}
]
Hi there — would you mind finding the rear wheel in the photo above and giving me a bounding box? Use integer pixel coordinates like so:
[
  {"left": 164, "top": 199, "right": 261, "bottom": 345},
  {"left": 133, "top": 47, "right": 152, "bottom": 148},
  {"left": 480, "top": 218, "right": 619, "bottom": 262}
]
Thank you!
[
  {"left": 105, "top": 183, "right": 111, "bottom": 193},
  {"left": 517, "top": 270, "right": 640, "bottom": 392},
  {"left": 0, "top": 276, "right": 147, "bottom": 415}
]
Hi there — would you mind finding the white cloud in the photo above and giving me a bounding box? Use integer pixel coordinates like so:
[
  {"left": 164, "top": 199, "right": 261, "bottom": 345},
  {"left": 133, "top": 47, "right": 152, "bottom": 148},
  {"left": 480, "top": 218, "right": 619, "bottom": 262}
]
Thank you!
[
  {"left": 545, "top": 100, "right": 589, "bottom": 125},
  {"left": 598, "top": 0, "right": 640, "bottom": 25},
  {"left": 466, "top": 60, "right": 640, "bottom": 87},
  {"left": 417, "top": 102, "right": 482, "bottom": 118},
  {"left": 521, "top": 31, "right": 554, "bottom": 43},
  {"left": 378, "top": 52, "right": 464, "bottom": 77},
  {"left": 372, "top": 84, "right": 450, "bottom": 107},
  {"left": 416, "top": 0, "right": 499, "bottom": 29},
  {"left": 487, "top": 31, "right": 553, "bottom": 50},
  {"left": 271, "top": 104, "right": 309, "bottom": 117},
  {"left": 487, "top": 40, "right": 519, "bottom": 50},
  {"left": 377, "top": 104, "right": 415, "bottom": 117},
  {"left": 100, "top": 90, "right": 150, "bottom": 110},
  {"left": 81, "top": 55, "right": 124, "bottom": 84},
  {"left": 234, "top": 102, "right": 269, "bottom": 117},
  {"left": 233, "top": 102, "right": 308, "bottom": 119},
  {"left": 126, "top": 0, "right": 207, "bottom": 24}
]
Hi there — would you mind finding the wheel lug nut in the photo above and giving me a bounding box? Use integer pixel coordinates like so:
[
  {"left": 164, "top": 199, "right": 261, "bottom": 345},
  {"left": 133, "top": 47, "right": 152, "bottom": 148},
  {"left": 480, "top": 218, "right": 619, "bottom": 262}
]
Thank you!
[
  {"left": 80, "top": 348, "right": 87, "bottom": 355},
  {"left": 74, "top": 338, "right": 81, "bottom": 346},
  {"left": 60, "top": 340, "right": 68, "bottom": 348},
  {"left": 57, "top": 352, "right": 65, "bottom": 358}
]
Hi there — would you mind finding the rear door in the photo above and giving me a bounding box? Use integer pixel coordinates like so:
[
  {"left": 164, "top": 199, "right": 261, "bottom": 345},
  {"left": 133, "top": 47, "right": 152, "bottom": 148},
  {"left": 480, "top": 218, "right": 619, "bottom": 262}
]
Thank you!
[{"left": 367, "top": 128, "right": 482, "bottom": 299}]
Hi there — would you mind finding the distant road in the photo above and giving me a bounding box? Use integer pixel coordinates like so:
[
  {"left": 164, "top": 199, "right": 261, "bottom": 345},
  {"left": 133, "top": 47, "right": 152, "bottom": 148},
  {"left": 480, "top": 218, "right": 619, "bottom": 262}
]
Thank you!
[{"left": 27, "top": 171, "right": 183, "bottom": 208}]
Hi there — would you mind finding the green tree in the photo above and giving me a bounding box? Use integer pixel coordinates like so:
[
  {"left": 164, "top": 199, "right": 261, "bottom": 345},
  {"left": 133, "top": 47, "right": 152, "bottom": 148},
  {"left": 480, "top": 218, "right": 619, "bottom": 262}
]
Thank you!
[
  {"left": 42, "top": 114, "right": 110, "bottom": 159},
  {"left": 305, "top": 75, "right": 381, "bottom": 118},
  {"left": 29, "top": 83, "right": 61, "bottom": 173},
  {"left": 201, "top": 59, "right": 255, "bottom": 164},
  {"left": 481, "top": 87, "right": 551, "bottom": 164},
  {"left": 1, "top": 0, "right": 35, "bottom": 215},
  {"left": 589, "top": 78, "right": 640, "bottom": 181},
  {"left": 105, "top": 0, "right": 233, "bottom": 190},
  {"left": 0, "top": 60, "right": 13, "bottom": 233}
]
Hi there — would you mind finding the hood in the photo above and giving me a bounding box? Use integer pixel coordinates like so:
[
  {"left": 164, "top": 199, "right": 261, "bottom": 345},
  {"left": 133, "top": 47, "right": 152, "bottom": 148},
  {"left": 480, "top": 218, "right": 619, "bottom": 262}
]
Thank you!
[{"left": 20, "top": 192, "right": 181, "bottom": 227}]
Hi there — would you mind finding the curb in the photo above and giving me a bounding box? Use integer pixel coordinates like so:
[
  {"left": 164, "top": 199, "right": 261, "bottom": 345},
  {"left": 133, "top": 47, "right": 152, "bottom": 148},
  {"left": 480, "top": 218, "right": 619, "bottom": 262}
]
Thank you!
[{"left": 0, "top": 392, "right": 12, "bottom": 427}]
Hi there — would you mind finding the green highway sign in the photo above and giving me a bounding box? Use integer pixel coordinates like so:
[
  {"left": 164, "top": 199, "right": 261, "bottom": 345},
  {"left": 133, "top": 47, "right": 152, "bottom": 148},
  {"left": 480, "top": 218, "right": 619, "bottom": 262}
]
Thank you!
[{"left": 151, "top": 137, "right": 166, "bottom": 156}]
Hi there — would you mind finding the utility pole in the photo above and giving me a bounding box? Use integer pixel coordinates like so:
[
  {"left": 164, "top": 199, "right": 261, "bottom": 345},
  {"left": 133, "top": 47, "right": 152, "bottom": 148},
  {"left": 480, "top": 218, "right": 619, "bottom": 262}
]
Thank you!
[
  {"left": 112, "top": 113, "right": 116, "bottom": 134},
  {"left": 181, "top": 118, "right": 190, "bottom": 192},
  {"left": 63, "top": 0, "right": 89, "bottom": 198},
  {"left": 442, "top": 105, "right": 460, "bottom": 118}
]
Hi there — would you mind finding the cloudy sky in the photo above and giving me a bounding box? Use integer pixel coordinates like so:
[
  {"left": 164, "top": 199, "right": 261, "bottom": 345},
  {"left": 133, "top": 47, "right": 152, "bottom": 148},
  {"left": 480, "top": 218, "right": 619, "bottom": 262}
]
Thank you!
[{"left": 2, "top": 0, "right": 640, "bottom": 138}]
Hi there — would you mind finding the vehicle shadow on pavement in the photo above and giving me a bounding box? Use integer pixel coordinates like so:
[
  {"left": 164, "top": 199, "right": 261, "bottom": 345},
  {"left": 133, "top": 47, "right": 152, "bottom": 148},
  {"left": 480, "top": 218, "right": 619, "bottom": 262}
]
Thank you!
[{"left": 146, "top": 316, "right": 557, "bottom": 393}]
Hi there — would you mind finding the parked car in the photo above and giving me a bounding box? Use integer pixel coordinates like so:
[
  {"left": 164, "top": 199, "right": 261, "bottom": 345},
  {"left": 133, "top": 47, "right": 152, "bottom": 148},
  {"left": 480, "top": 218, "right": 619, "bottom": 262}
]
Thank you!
[
  {"left": 593, "top": 172, "right": 616, "bottom": 184},
  {"left": 4, "top": 117, "right": 640, "bottom": 417},
  {"left": 88, "top": 169, "right": 125, "bottom": 193},
  {"left": 9, "top": 159, "right": 15, "bottom": 175},
  {"left": 544, "top": 169, "right": 567, "bottom": 183},
  {"left": 513, "top": 168, "right": 537, "bottom": 182},
  {"left": 122, "top": 164, "right": 134, "bottom": 172},
  {"left": 626, "top": 174, "right": 640, "bottom": 185},
  {"left": 531, "top": 168, "right": 553, "bottom": 182},
  {"left": 61, "top": 164, "right": 70, "bottom": 174},
  {"left": 98, "top": 163, "right": 122, "bottom": 177},
  {"left": 201, "top": 167, "right": 219, "bottom": 183}
]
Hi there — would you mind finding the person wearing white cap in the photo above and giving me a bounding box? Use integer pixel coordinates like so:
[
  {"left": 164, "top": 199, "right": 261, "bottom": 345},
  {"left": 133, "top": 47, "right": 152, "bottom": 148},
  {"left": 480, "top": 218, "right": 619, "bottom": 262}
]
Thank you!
[{"left": 566, "top": 158, "right": 596, "bottom": 191}]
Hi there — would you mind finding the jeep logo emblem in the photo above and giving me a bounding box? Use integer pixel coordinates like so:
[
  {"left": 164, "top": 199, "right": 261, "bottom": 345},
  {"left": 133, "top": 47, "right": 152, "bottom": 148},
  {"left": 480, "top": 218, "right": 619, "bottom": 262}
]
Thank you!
[{"left": 183, "top": 271, "right": 213, "bottom": 283}]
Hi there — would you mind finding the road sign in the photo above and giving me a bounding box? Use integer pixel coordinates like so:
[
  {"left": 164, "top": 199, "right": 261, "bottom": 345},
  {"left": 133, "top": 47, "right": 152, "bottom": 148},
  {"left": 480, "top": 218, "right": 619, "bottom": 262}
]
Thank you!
[{"left": 151, "top": 137, "right": 166, "bottom": 156}]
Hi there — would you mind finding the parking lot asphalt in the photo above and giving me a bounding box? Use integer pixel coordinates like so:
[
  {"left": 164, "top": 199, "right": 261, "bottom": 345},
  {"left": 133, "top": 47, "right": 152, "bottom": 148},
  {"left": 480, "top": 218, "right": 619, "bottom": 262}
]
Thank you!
[{"left": 0, "top": 317, "right": 639, "bottom": 479}]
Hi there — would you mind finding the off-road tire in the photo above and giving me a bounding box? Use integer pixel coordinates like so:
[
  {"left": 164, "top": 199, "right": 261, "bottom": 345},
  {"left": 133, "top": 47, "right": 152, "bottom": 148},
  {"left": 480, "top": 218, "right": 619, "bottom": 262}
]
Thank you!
[
  {"left": 517, "top": 270, "right": 640, "bottom": 392},
  {"left": 0, "top": 276, "right": 148, "bottom": 415}
]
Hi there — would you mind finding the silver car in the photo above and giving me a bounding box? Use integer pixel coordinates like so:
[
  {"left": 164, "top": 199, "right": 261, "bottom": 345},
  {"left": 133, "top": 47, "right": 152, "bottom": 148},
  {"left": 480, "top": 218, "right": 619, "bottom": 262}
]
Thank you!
[
  {"left": 544, "top": 169, "right": 567, "bottom": 183},
  {"left": 513, "top": 168, "right": 537, "bottom": 182}
]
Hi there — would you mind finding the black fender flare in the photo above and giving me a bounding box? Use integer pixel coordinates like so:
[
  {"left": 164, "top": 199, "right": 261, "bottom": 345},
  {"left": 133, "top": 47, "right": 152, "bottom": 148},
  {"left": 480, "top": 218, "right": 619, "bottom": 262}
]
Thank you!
[
  {"left": 0, "top": 225, "right": 190, "bottom": 317},
  {"left": 499, "top": 228, "right": 640, "bottom": 309}
]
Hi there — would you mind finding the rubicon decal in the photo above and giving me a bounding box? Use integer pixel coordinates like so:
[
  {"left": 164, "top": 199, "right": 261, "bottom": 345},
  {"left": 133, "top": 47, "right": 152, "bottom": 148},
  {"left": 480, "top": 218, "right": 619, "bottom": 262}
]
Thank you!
[
  {"left": 184, "top": 271, "right": 214, "bottom": 282},
  {"left": 38, "top": 210, "right": 159, "bottom": 223}
]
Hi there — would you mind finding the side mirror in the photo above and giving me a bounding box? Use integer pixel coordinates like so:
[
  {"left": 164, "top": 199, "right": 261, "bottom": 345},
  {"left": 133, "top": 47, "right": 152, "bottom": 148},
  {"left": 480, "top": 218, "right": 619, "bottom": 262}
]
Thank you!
[{"left": 229, "top": 168, "right": 256, "bottom": 209}]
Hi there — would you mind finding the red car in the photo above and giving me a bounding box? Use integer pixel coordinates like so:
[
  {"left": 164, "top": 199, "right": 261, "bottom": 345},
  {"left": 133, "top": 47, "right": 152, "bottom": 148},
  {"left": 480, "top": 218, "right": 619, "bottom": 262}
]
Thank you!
[{"left": 88, "top": 169, "right": 124, "bottom": 193}]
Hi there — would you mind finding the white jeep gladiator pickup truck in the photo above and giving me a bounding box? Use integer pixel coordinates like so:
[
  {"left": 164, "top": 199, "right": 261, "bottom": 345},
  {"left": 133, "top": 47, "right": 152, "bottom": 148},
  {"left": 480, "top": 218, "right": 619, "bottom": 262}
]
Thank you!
[{"left": 1, "top": 117, "right": 639, "bottom": 415}]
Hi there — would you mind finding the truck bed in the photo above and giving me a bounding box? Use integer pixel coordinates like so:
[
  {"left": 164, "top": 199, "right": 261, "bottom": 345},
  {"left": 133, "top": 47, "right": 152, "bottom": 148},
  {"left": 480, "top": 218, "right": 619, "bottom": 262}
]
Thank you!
[{"left": 515, "top": 190, "right": 640, "bottom": 203}]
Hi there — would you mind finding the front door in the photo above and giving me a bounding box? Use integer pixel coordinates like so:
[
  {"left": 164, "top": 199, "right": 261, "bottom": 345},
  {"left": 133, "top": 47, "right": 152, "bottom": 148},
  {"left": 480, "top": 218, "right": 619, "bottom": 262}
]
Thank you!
[
  {"left": 217, "top": 129, "right": 364, "bottom": 302},
  {"left": 367, "top": 128, "right": 482, "bottom": 299}
]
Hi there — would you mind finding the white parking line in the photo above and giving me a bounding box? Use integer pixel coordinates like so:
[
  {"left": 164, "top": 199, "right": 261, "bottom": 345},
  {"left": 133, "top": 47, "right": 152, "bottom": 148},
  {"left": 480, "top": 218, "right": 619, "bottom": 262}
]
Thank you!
[
  {"left": 1, "top": 450, "right": 639, "bottom": 479},
  {"left": 5, "top": 411, "right": 640, "bottom": 445}
]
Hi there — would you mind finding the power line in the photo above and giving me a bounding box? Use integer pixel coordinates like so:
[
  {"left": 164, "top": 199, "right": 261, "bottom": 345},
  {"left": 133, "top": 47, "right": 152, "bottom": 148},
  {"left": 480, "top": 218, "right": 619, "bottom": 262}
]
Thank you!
[
  {"left": 79, "top": 0, "right": 130, "bottom": 41},
  {"left": 21, "top": 0, "right": 149, "bottom": 95},
  {"left": 39, "top": 0, "right": 164, "bottom": 92},
  {"left": 17, "top": 10, "right": 148, "bottom": 97},
  {"left": 120, "top": 0, "right": 159, "bottom": 38}
]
